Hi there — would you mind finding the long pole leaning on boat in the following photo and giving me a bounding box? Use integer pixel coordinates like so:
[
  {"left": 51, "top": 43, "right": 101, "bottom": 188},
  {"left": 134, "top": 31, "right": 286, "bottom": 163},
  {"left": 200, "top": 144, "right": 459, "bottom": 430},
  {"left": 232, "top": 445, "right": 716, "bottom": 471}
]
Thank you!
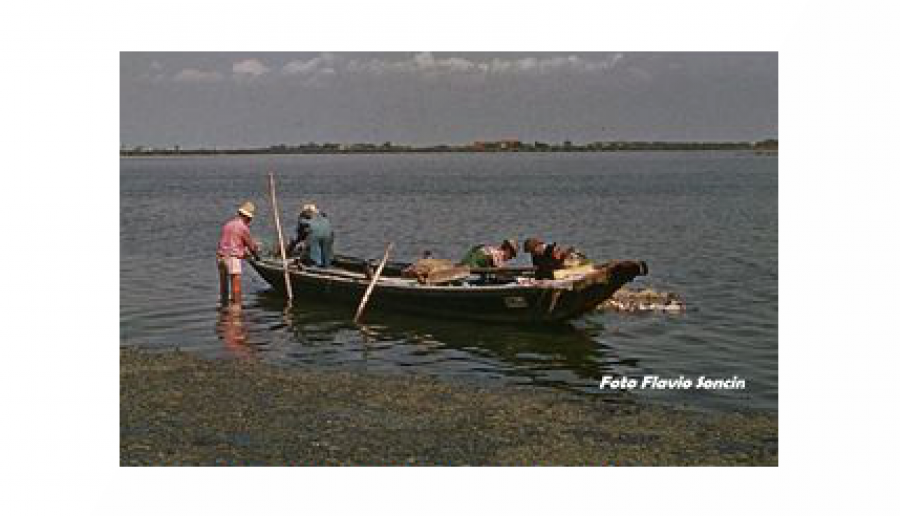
[
  {"left": 354, "top": 242, "right": 394, "bottom": 324},
  {"left": 267, "top": 171, "right": 294, "bottom": 302}
]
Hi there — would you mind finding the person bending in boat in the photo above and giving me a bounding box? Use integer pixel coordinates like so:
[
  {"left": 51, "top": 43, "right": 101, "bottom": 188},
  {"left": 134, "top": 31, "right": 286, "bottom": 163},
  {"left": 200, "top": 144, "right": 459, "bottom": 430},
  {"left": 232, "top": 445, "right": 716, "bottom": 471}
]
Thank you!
[
  {"left": 288, "top": 203, "right": 334, "bottom": 267},
  {"left": 216, "top": 201, "right": 260, "bottom": 308},
  {"left": 459, "top": 239, "right": 519, "bottom": 268},
  {"left": 286, "top": 206, "right": 312, "bottom": 258},
  {"left": 523, "top": 237, "right": 588, "bottom": 280}
]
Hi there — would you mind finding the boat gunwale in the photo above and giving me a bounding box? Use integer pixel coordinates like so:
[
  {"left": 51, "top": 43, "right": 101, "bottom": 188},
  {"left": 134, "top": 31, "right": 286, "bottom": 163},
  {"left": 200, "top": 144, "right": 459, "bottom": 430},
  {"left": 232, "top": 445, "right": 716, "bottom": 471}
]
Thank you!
[{"left": 250, "top": 258, "right": 593, "bottom": 293}]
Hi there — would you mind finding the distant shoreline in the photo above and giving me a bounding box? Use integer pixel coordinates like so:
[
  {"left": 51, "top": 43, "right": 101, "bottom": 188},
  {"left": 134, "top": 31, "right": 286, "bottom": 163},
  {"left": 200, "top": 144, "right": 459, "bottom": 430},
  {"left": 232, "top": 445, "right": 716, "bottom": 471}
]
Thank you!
[{"left": 121, "top": 143, "right": 777, "bottom": 158}]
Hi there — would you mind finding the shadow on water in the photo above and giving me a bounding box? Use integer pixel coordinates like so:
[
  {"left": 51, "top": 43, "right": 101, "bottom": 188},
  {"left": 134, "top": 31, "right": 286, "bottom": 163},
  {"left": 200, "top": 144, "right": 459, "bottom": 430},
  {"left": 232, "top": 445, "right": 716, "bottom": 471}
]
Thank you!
[{"left": 237, "top": 289, "right": 643, "bottom": 401}]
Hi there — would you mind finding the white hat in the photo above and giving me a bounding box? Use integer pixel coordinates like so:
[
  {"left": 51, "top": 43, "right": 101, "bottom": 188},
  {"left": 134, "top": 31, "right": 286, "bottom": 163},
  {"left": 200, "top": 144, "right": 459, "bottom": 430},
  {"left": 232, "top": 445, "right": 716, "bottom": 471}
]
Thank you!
[{"left": 301, "top": 203, "right": 319, "bottom": 215}]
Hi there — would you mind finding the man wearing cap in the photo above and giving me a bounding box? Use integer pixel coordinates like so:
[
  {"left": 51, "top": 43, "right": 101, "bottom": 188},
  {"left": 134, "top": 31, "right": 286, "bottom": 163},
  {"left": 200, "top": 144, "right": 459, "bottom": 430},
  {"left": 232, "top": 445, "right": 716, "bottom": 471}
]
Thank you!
[
  {"left": 459, "top": 239, "right": 519, "bottom": 268},
  {"left": 217, "top": 201, "right": 260, "bottom": 307},
  {"left": 289, "top": 203, "right": 334, "bottom": 267}
]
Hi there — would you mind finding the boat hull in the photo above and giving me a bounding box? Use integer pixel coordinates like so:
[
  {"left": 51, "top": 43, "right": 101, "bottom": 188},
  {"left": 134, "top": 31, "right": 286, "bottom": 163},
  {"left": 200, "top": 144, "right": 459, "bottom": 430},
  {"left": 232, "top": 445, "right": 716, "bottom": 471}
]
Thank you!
[{"left": 248, "top": 257, "right": 647, "bottom": 324}]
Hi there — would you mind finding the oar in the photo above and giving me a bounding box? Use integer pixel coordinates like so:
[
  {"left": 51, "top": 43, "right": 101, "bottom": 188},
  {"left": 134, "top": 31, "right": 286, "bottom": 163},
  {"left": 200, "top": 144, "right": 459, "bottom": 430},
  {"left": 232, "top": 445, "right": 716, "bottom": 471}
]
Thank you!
[
  {"left": 354, "top": 242, "right": 394, "bottom": 323},
  {"left": 267, "top": 171, "right": 294, "bottom": 303}
]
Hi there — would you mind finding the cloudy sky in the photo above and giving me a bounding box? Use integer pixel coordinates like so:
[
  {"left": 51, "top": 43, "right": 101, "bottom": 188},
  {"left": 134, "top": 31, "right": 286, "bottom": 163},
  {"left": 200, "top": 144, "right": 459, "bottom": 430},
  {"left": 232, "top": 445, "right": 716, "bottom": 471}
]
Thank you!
[{"left": 121, "top": 52, "right": 777, "bottom": 147}]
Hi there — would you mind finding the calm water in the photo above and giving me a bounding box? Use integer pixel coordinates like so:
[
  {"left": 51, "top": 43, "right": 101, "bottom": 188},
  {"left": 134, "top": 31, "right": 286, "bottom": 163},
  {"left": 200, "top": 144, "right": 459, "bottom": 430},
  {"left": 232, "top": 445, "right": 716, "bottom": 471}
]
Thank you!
[{"left": 121, "top": 152, "right": 777, "bottom": 412}]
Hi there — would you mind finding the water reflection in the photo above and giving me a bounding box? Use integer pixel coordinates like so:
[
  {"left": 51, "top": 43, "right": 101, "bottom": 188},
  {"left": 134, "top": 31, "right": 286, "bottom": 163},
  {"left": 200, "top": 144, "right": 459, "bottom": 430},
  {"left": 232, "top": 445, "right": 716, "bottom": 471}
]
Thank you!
[
  {"left": 214, "top": 306, "right": 256, "bottom": 359},
  {"left": 252, "top": 292, "right": 643, "bottom": 398}
]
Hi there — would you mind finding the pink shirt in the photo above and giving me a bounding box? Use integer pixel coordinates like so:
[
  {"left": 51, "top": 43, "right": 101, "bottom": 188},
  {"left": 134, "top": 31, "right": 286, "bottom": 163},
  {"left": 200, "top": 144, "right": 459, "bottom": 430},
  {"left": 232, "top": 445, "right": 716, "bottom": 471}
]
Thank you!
[{"left": 217, "top": 217, "right": 257, "bottom": 258}]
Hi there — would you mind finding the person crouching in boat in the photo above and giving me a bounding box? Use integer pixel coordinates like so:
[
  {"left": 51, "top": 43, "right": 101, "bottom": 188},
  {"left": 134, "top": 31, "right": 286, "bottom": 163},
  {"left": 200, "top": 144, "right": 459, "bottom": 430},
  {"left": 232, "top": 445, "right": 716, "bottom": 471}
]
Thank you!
[
  {"left": 459, "top": 239, "right": 519, "bottom": 268},
  {"left": 216, "top": 202, "right": 260, "bottom": 308},
  {"left": 524, "top": 238, "right": 586, "bottom": 280},
  {"left": 288, "top": 203, "right": 334, "bottom": 267}
]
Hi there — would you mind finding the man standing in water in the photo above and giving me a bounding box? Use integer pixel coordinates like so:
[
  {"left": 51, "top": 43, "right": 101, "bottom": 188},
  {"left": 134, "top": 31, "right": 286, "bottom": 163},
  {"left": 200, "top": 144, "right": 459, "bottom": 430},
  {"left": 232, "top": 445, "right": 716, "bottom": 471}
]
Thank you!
[{"left": 217, "top": 201, "right": 260, "bottom": 308}]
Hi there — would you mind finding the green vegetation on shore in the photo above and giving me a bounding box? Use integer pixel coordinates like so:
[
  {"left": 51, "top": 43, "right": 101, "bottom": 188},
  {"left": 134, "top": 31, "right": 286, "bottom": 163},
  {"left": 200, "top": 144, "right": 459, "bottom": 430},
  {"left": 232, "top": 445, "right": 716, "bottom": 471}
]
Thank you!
[
  {"left": 120, "top": 139, "right": 778, "bottom": 157},
  {"left": 120, "top": 346, "right": 777, "bottom": 466}
]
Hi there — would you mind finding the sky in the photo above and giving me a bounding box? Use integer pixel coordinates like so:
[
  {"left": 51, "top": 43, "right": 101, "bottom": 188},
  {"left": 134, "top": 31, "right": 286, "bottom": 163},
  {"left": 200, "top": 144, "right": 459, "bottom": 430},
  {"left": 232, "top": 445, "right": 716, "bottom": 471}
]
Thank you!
[{"left": 120, "top": 52, "right": 777, "bottom": 148}]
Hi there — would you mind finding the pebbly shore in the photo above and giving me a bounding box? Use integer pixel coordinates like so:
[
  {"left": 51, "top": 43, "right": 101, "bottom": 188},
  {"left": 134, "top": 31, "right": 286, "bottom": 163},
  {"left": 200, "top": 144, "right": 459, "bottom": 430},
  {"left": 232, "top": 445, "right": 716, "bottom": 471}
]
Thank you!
[{"left": 120, "top": 346, "right": 777, "bottom": 466}]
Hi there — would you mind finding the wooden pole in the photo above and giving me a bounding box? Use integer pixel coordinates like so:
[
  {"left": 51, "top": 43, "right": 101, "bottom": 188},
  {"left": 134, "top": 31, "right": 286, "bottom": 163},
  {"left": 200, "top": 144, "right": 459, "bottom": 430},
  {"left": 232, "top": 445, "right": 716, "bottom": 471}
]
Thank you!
[
  {"left": 267, "top": 172, "right": 294, "bottom": 302},
  {"left": 354, "top": 242, "right": 394, "bottom": 323}
]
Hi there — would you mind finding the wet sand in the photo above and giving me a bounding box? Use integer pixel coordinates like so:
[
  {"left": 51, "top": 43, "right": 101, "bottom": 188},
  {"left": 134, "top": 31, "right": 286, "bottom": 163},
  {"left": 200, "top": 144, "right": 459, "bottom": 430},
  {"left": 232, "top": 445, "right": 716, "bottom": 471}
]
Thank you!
[{"left": 120, "top": 347, "right": 777, "bottom": 466}]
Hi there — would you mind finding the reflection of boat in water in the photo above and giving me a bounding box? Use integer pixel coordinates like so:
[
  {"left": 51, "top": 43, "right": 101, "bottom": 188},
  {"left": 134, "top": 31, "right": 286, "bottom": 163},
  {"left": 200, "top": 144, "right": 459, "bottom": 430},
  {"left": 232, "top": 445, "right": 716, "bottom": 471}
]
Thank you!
[
  {"left": 248, "top": 254, "right": 648, "bottom": 324},
  {"left": 253, "top": 294, "right": 642, "bottom": 397}
]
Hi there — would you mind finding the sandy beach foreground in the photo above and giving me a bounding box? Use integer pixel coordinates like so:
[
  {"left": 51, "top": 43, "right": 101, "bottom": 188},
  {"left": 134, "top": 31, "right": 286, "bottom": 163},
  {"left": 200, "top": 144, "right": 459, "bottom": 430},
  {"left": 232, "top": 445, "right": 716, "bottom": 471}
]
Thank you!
[{"left": 120, "top": 347, "right": 777, "bottom": 466}]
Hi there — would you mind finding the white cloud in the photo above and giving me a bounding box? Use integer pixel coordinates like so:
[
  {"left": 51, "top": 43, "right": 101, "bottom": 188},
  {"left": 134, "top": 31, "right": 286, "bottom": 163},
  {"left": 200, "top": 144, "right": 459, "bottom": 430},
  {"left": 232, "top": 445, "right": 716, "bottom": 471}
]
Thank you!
[
  {"left": 342, "top": 53, "right": 622, "bottom": 79},
  {"left": 282, "top": 58, "right": 319, "bottom": 76},
  {"left": 410, "top": 53, "right": 485, "bottom": 76},
  {"left": 343, "top": 53, "right": 487, "bottom": 80},
  {"left": 413, "top": 52, "right": 436, "bottom": 69},
  {"left": 345, "top": 57, "right": 408, "bottom": 75},
  {"left": 171, "top": 68, "right": 223, "bottom": 83},
  {"left": 156, "top": 53, "right": 624, "bottom": 87},
  {"left": 281, "top": 55, "right": 342, "bottom": 87},
  {"left": 282, "top": 54, "right": 340, "bottom": 75},
  {"left": 445, "top": 57, "right": 480, "bottom": 73},
  {"left": 232, "top": 58, "right": 270, "bottom": 77},
  {"left": 277, "top": 52, "right": 625, "bottom": 86},
  {"left": 486, "top": 53, "right": 623, "bottom": 76}
]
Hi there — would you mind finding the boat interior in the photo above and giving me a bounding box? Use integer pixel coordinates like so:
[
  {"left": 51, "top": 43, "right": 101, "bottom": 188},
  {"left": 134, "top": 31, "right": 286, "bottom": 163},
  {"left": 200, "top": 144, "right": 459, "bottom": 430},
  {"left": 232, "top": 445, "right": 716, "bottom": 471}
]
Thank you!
[{"left": 268, "top": 254, "right": 536, "bottom": 287}]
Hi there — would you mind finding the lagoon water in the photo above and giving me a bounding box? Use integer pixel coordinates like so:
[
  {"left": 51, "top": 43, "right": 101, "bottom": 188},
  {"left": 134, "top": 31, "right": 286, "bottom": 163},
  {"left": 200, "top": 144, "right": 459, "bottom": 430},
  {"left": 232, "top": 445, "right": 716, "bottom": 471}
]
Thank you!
[{"left": 120, "top": 152, "right": 777, "bottom": 412}]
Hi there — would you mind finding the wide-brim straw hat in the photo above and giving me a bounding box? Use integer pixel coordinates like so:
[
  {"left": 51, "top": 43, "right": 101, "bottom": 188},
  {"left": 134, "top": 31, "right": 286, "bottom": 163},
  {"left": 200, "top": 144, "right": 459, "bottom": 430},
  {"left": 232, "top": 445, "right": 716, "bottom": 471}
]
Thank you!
[
  {"left": 502, "top": 238, "right": 519, "bottom": 258},
  {"left": 300, "top": 203, "right": 319, "bottom": 215},
  {"left": 237, "top": 201, "right": 256, "bottom": 218}
]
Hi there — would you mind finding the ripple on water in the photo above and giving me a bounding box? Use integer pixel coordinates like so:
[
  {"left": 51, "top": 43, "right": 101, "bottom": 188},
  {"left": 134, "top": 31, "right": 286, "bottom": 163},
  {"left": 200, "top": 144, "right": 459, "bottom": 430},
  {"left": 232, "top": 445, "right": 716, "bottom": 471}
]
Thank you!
[{"left": 121, "top": 153, "right": 777, "bottom": 412}]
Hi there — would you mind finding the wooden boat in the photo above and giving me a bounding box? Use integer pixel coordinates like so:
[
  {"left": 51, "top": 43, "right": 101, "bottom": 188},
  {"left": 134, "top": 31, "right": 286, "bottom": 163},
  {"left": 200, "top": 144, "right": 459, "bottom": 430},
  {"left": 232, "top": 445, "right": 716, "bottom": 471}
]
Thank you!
[{"left": 248, "top": 254, "right": 648, "bottom": 324}]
